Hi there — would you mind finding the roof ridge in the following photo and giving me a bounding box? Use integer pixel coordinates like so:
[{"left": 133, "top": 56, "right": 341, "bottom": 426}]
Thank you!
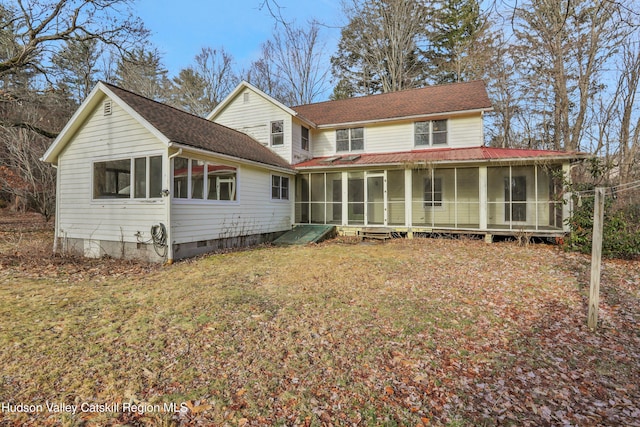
[
  {"left": 101, "top": 81, "right": 277, "bottom": 142},
  {"left": 291, "top": 80, "right": 487, "bottom": 109},
  {"left": 100, "top": 80, "right": 218, "bottom": 124}
]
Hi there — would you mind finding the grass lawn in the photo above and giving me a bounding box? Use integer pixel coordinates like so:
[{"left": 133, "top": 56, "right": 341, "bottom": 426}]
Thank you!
[{"left": 0, "top": 212, "right": 639, "bottom": 426}]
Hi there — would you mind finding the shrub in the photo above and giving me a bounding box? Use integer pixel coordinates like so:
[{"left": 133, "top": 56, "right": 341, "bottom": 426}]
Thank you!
[{"left": 565, "top": 191, "right": 640, "bottom": 259}]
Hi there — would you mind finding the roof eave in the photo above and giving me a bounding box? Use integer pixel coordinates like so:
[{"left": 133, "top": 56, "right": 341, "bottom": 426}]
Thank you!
[
  {"left": 169, "top": 142, "right": 296, "bottom": 174},
  {"left": 295, "top": 153, "right": 584, "bottom": 170},
  {"left": 42, "top": 82, "right": 173, "bottom": 165},
  {"left": 41, "top": 83, "right": 106, "bottom": 164}
]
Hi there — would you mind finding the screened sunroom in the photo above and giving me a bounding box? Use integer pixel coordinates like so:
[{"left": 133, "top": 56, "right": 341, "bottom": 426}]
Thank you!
[{"left": 294, "top": 163, "right": 568, "bottom": 235}]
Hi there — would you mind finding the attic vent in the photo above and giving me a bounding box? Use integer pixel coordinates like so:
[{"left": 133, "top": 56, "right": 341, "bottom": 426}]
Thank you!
[
  {"left": 243, "top": 92, "right": 250, "bottom": 103},
  {"left": 103, "top": 100, "right": 112, "bottom": 116}
]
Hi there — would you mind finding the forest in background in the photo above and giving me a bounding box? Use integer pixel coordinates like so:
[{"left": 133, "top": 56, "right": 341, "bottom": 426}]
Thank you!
[{"left": 1, "top": 0, "right": 639, "bottom": 229}]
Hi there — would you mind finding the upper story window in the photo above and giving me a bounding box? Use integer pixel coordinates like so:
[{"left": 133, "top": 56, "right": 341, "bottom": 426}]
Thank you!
[
  {"left": 301, "top": 126, "right": 310, "bottom": 151},
  {"left": 271, "top": 120, "right": 284, "bottom": 146},
  {"left": 173, "top": 157, "right": 237, "bottom": 201},
  {"left": 93, "top": 156, "right": 162, "bottom": 200},
  {"left": 336, "top": 127, "right": 364, "bottom": 152},
  {"left": 415, "top": 120, "right": 448, "bottom": 146}
]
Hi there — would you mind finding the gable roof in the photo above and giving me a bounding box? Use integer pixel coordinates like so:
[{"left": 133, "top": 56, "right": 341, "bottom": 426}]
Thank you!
[
  {"left": 294, "top": 146, "right": 588, "bottom": 169},
  {"left": 43, "top": 82, "right": 293, "bottom": 171},
  {"left": 291, "top": 81, "right": 493, "bottom": 127},
  {"left": 207, "top": 81, "right": 302, "bottom": 122}
]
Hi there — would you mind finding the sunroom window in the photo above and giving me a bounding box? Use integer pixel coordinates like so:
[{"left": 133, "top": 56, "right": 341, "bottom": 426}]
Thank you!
[
  {"left": 173, "top": 157, "right": 237, "bottom": 201},
  {"left": 93, "top": 156, "right": 162, "bottom": 199}
]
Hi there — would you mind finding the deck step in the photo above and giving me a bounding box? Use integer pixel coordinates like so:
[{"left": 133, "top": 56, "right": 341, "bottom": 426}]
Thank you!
[{"left": 359, "top": 227, "right": 393, "bottom": 241}]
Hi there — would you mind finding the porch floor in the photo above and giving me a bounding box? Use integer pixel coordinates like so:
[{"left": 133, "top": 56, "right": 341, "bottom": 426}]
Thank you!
[{"left": 297, "top": 223, "right": 566, "bottom": 239}]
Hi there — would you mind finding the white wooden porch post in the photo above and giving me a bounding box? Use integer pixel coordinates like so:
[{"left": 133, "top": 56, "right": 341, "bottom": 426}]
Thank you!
[
  {"left": 479, "top": 166, "right": 488, "bottom": 230},
  {"left": 563, "top": 162, "right": 572, "bottom": 232},
  {"left": 341, "top": 171, "right": 348, "bottom": 226},
  {"left": 405, "top": 168, "right": 413, "bottom": 233}
]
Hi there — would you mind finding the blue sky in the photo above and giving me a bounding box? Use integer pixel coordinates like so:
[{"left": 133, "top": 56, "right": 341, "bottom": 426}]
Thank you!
[{"left": 135, "top": 0, "right": 343, "bottom": 76}]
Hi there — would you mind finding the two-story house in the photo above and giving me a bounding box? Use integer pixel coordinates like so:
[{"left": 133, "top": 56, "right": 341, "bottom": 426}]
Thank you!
[
  {"left": 43, "top": 80, "right": 585, "bottom": 262},
  {"left": 210, "top": 81, "right": 585, "bottom": 241}
]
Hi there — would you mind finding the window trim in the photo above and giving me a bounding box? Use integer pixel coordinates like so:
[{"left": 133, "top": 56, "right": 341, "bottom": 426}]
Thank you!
[
  {"left": 271, "top": 174, "right": 290, "bottom": 201},
  {"left": 270, "top": 120, "right": 284, "bottom": 146},
  {"left": 301, "top": 126, "right": 310, "bottom": 151},
  {"left": 92, "top": 154, "right": 163, "bottom": 201},
  {"left": 336, "top": 127, "right": 364, "bottom": 153},
  {"left": 172, "top": 156, "right": 239, "bottom": 203},
  {"left": 414, "top": 119, "right": 448, "bottom": 147}
]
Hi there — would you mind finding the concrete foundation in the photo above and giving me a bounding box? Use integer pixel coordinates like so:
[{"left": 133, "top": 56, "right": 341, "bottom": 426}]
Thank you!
[{"left": 58, "top": 230, "right": 288, "bottom": 263}]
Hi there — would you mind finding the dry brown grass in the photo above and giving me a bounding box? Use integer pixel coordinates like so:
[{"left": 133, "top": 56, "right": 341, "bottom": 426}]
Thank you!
[{"left": 0, "top": 212, "right": 638, "bottom": 426}]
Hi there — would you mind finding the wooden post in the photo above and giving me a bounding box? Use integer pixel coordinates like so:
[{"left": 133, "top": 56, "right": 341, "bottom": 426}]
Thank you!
[{"left": 587, "top": 187, "right": 605, "bottom": 330}]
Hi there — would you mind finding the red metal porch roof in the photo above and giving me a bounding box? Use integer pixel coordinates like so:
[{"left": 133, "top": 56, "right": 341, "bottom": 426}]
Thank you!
[{"left": 294, "top": 146, "right": 586, "bottom": 169}]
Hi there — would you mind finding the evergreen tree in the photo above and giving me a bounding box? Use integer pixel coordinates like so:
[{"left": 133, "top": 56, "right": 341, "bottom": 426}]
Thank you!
[
  {"left": 112, "top": 48, "right": 170, "bottom": 101},
  {"left": 52, "top": 39, "right": 103, "bottom": 104},
  {"left": 425, "top": 0, "right": 487, "bottom": 84}
]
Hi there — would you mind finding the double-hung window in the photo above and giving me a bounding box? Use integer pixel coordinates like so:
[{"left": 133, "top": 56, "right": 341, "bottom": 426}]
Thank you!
[
  {"left": 336, "top": 127, "right": 364, "bottom": 152},
  {"left": 93, "top": 156, "right": 162, "bottom": 199},
  {"left": 415, "top": 120, "right": 448, "bottom": 146},
  {"left": 301, "top": 126, "right": 310, "bottom": 151},
  {"left": 271, "top": 120, "right": 284, "bottom": 146},
  {"left": 272, "top": 175, "right": 289, "bottom": 200}
]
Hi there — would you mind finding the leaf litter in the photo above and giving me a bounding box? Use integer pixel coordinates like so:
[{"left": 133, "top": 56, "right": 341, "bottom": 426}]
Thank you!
[{"left": 0, "top": 215, "right": 638, "bottom": 426}]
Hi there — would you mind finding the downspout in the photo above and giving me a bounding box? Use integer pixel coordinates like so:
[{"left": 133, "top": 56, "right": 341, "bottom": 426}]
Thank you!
[{"left": 165, "top": 148, "right": 183, "bottom": 264}]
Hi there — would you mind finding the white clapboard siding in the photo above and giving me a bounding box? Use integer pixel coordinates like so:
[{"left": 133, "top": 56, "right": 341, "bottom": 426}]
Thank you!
[
  {"left": 309, "top": 114, "right": 484, "bottom": 157},
  {"left": 171, "top": 164, "right": 293, "bottom": 244},
  {"left": 57, "top": 97, "right": 167, "bottom": 243},
  {"left": 213, "top": 89, "right": 293, "bottom": 163},
  {"left": 291, "top": 119, "right": 313, "bottom": 165}
]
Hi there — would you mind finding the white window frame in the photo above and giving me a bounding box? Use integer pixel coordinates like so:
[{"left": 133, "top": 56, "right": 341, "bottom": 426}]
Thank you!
[
  {"left": 336, "top": 127, "right": 364, "bottom": 153},
  {"left": 415, "top": 120, "right": 448, "bottom": 147},
  {"left": 270, "top": 120, "right": 284, "bottom": 146},
  {"left": 92, "top": 155, "right": 162, "bottom": 201},
  {"left": 271, "top": 174, "right": 290, "bottom": 201},
  {"left": 172, "top": 156, "right": 238, "bottom": 203},
  {"left": 301, "top": 126, "right": 310, "bottom": 151}
]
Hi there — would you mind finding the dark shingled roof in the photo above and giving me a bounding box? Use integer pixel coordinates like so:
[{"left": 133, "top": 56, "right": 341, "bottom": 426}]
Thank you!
[
  {"left": 292, "top": 80, "right": 492, "bottom": 126},
  {"left": 103, "top": 82, "right": 292, "bottom": 170}
]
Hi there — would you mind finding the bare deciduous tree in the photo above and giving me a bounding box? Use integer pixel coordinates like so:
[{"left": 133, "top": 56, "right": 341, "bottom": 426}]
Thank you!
[
  {"left": 332, "top": 0, "right": 432, "bottom": 96},
  {"left": 0, "top": 0, "right": 147, "bottom": 77},
  {"left": 171, "top": 47, "right": 238, "bottom": 116},
  {"left": 0, "top": 126, "right": 57, "bottom": 221},
  {"left": 512, "top": 0, "right": 625, "bottom": 152},
  {"left": 248, "top": 2, "right": 330, "bottom": 105}
]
